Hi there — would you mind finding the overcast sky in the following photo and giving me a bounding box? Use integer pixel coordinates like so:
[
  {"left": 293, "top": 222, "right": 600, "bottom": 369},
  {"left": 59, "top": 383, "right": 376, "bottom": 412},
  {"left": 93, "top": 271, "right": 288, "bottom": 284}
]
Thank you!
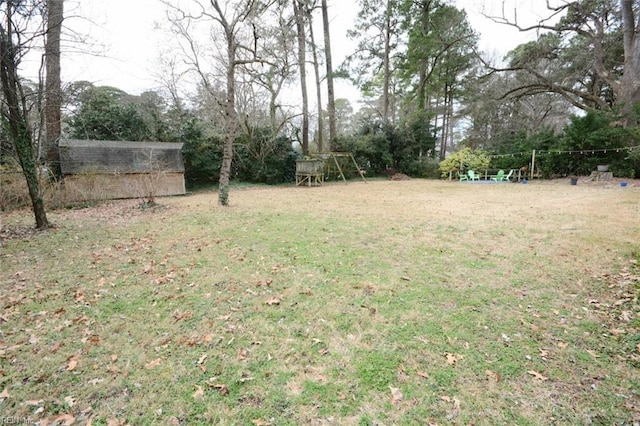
[{"left": 51, "top": 0, "right": 554, "bottom": 98}]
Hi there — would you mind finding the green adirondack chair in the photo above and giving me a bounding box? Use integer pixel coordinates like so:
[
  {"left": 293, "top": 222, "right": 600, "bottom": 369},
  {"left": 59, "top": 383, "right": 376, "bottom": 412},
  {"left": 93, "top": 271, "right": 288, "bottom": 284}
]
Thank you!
[
  {"left": 468, "top": 170, "right": 480, "bottom": 181},
  {"left": 491, "top": 170, "right": 505, "bottom": 182}
]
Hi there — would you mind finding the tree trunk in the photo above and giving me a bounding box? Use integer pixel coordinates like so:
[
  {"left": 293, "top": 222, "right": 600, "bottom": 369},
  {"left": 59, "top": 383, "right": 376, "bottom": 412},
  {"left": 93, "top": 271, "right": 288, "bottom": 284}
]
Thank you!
[
  {"left": 619, "top": 0, "right": 640, "bottom": 127},
  {"left": 321, "top": 0, "right": 336, "bottom": 150},
  {"left": 218, "top": 35, "right": 237, "bottom": 206},
  {"left": 382, "top": 0, "right": 392, "bottom": 124},
  {"left": 439, "top": 85, "right": 448, "bottom": 161},
  {"left": 308, "top": 8, "right": 324, "bottom": 153},
  {"left": 0, "top": 3, "right": 49, "bottom": 228},
  {"left": 416, "top": 0, "right": 432, "bottom": 111},
  {"left": 433, "top": 99, "right": 442, "bottom": 160},
  {"left": 44, "top": 0, "right": 63, "bottom": 173},
  {"left": 445, "top": 83, "right": 454, "bottom": 157},
  {"left": 293, "top": 0, "right": 309, "bottom": 155}
]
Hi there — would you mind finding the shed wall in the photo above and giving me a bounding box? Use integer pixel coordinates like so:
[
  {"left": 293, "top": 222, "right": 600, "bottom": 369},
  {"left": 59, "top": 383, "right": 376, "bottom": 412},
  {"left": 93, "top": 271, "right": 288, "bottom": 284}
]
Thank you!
[
  {"left": 58, "top": 139, "right": 186, "bottom": 200},
  {"left": 63, "top": 172, "right": 186, "bottom": 201}
]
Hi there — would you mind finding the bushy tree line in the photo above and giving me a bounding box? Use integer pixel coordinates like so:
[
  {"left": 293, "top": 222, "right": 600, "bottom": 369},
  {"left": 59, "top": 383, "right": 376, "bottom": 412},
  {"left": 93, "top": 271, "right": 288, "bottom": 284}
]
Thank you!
[
  {"left": 483, "top": 110, "right": 640, "bottom": 178},
  {"left": 47, "top": 81, "right": 640, "bottom": 190},
  {"left": 336, "top": 112, "right": 439, "bottom": 178},
  {"left": 63, "top": 83, "right": 448, "bottom": 186},
  {"left": 63, "top": 83, "right": 297, "bottom": 188}
]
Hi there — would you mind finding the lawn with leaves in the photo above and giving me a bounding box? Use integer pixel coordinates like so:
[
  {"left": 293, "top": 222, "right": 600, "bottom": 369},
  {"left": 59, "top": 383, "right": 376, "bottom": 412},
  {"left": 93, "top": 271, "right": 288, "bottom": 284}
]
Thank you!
[{"left": 1, "top": 179, "right": 639, "bottom": 425}]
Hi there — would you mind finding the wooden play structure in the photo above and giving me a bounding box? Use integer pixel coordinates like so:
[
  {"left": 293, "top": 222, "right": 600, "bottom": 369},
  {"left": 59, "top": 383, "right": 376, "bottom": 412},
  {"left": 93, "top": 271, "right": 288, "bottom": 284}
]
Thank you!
[
  {"left": 295, "top": 159, "right": 324, "bottom": 186},
  {"left": 295, "top": 152, "right": 367, "bottom": 186}
]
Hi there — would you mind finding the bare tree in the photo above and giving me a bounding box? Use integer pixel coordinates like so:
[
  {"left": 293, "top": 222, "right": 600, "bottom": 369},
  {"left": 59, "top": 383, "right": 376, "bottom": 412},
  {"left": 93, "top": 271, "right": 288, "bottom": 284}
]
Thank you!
[
  {"left": 306, "top": 2, "right": 324, "bottom": 152},
  {"left": 321, "top": 0, "right": 336, "bottom": 150},
  {"left": 293, "top": 0, "right": 309, "bottom": 154},
  {"left": 0, "top": 0, "right": 49, "bottom": 228},
  {"left": 166, "top": 0, "right": 276, "bottom": 206}
]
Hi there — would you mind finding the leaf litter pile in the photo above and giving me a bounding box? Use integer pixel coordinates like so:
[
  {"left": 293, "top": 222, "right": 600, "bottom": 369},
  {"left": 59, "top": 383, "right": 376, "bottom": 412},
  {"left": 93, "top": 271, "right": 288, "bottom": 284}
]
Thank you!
[{"left": 1, "top": 179, "right": 639, "bottom": 425}]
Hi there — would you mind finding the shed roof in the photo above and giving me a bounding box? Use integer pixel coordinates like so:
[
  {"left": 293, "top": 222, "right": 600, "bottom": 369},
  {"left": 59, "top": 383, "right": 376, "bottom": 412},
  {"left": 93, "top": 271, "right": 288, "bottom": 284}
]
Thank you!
[{"left": 59, "top": 139, "right": 184, "bottom": 175}]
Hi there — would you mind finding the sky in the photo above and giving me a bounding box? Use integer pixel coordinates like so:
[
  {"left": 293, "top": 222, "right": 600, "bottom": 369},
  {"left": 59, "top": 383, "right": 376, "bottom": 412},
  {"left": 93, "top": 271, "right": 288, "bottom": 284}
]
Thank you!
[{"left": 51, "top": 0, "right": 554, "bottom": 99}]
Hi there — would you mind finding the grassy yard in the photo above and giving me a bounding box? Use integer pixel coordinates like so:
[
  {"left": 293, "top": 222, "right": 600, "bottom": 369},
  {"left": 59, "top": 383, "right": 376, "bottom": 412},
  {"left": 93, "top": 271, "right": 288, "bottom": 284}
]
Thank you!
[{"left": 1, "top": 179, "right": 639, "bottom": 425}]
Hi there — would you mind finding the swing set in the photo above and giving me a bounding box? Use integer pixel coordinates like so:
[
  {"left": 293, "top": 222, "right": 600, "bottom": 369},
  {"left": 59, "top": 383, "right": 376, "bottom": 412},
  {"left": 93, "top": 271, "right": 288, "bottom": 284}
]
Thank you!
[{"left": 295, "top": 152, "right": 367, "bottom": 186}]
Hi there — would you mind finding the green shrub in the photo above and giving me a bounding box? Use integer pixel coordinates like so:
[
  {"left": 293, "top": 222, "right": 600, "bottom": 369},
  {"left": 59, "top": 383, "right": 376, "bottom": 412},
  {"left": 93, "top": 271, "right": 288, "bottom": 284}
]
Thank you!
[
  {"left": 439, "top": 147, "right": 490, "bottom": 178},
  {"left": 233, "top": 128, "right": 297, "bottom": 184},
  {"left": 181, "top": 122, "right": 224, "bottom": 187}
]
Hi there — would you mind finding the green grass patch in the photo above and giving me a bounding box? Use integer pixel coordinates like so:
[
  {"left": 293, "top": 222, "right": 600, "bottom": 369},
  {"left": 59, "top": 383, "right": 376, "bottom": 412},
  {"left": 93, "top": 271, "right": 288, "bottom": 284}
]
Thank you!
[{"left": 1, "top": 181, "right": 639, "bottom": 424}]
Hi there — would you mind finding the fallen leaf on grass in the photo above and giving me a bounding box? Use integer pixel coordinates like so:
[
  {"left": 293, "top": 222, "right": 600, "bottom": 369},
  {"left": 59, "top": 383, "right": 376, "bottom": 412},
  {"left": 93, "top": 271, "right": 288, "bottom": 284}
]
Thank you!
[
  {"left": 145, "top": 358, "right": 162, "bottom": 369},
  {"left": 193, "top": 385, "right": 204, "bottom": 399},
  {"left": 66, "top": 353, "right": 81, "bottom": 371},
  {"left": 197, "top": 354, "right": 208, "bottom": 365},
  {"left": 390, "top": 386, "right": 403, "bottom": 405},
  {"left": 0, "top": 388, "right": 9, "bottom": 398},
  {"left": 586, "top": 350, "right": 600, "bottom": 359},
  {"left": 238, "top": 348, "right": 250, "bottom": 360},
  {"left": 73, "top": 316, "right": 90, "bottom": 324},
  {"left": 42, "top": 414, "right": 75, "bottom": 425},
  {"left": 25, "top": 399, "right": 44, "bottom": 406},
  {"left": 416, "top": 371, "right": 429, "bottom": 379},
  {"left": 252, "top": 419, "right": 270, "bottom": 426},
  {"left": 528, "top": 370, "right": 548, "bottom": 381},
  {"left": 212, "top": 384, "right": 229, "bottom": 395},
  {"left": 64, "top": 395, "right": 76, "bottom": 407},
  {"left": 265, "top": 297, "right": 281, "bottom": 305},
  {"left": 239, "top": 374, "right": 255, "bottom": 383},
  {"left": 440, "top": 395, "right": 461, "bottom": 411},
  {"left": 255, "top": 278, "right": 273, "bottom": 288},
  {"left": 485, "top": 370, "right": 501, "bottom": 382},
  {"left": 173, "top": 310, "right": 193, "bottom": 322}
]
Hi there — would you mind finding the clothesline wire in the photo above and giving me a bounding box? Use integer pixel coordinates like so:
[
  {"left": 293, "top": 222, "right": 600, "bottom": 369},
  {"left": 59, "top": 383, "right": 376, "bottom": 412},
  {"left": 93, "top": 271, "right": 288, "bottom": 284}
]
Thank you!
[{"left": 488, "top": 145, "right": 639, "bottom": 159}]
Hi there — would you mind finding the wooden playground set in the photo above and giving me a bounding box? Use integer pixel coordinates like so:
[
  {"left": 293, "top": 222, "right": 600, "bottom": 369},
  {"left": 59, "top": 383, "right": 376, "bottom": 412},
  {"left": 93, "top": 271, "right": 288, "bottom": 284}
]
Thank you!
[{"left": 295, "top": 152, "right": 367, "bottom": 187}]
